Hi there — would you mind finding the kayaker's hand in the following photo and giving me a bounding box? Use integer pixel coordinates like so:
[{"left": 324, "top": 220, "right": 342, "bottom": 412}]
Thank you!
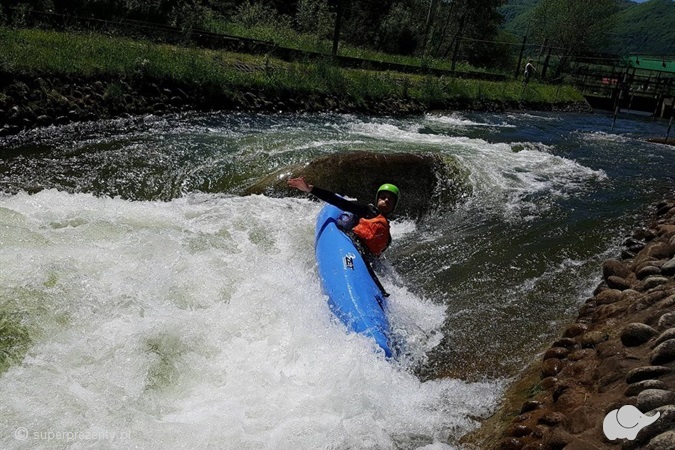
[{"left": 288, "top": 177, "right": 313, "bottom": 193}]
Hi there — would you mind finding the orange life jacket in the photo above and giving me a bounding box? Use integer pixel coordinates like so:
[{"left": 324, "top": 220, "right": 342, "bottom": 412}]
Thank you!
[{"left": 352, "top": 214, "right": 390, "bottom": 256}]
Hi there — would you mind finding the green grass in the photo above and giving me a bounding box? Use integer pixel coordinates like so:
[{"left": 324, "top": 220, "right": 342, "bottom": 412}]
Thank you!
[
  {"left": 0, "top": 26, "right": 585, "bottom": 109},
  {"left": 208, "top": 21, "right": 500, "bottom": 75}
]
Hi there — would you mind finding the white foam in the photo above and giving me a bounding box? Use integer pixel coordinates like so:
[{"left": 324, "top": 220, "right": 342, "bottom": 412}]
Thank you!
[
  {"left": 425, "top": 113, "right": 515, "bottom": 128},
  {"left": 0, "top": 190, "right": 501, "bottom": 449},
  {"left": 344, "top": 118, "right": 607, "bottom": 222}
]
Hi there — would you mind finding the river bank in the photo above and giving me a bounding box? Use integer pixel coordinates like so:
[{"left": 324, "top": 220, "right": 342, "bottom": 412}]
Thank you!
[
  {"left": 0, "top": 27, "right": 592, "bottom": 138},
  {"left": 463, "top": 199, "right": 675, "bottom": 450},
  {"left": 0, "top": 71, "right": 592, "bottom": 138}
]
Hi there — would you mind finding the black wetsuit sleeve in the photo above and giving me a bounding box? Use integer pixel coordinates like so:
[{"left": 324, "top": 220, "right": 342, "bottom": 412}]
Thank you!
[{"left": 310, "top": 186, "right": 377, "bottom": 218}]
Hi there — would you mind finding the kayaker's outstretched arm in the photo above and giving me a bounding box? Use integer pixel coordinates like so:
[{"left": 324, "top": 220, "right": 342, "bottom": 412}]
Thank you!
[
  {"left": 288, "top": 177, "right": 373, "bottom": 217},
  {"left": 287, "top": 176, "right": 313, "bottom": 193}
]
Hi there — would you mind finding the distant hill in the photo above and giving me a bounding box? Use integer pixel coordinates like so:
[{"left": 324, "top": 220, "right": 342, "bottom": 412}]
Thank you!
[
  {"left": 499, "top": 0, "right": 675, "bottom": 56},
  {"left": 498, "top": 0, "right": 539, "bottom": 36},
  {"left": 606, "top": 0, "right": 675, "bottom": 54}
]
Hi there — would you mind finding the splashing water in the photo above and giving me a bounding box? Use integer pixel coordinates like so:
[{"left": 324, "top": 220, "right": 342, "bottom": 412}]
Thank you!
[{"left": 0, "top": 110, "right": 673, "bottom": 448}]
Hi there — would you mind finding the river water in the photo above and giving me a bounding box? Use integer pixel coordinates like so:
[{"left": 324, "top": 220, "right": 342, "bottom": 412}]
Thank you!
[{"left": 0, "top": 110, "right": 673, "bottom": 449}]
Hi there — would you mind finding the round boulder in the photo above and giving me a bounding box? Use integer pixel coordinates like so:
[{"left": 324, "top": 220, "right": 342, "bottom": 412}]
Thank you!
[
  {"left": 245, "top": 151, "right": 469, "bottom": 219},
  {"left": 637, "top": 389, "right": 675, "bottom": 412},
  {"left": 602, "top": 259, "right": 632, "bottom": 280},
  {"left": 650, "top": 339, "right": 675, "bottom": 365},
  {"left": 620, "top": 323, "right": 658, "bottom": 347}
]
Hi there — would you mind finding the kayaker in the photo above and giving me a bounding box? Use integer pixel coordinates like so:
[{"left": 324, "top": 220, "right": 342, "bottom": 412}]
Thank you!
[{"left": 287, "top": 177, "right": 399, "bottom": 257}]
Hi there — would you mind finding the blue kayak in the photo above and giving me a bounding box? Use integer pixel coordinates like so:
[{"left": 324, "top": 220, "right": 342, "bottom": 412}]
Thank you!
[{"left": 314, "top": 204, "right": 393, "bottom": 357}]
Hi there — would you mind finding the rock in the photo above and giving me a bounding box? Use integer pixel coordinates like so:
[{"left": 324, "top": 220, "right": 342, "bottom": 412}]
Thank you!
[
  {"left": 0, "top": 125, "right": 16, "bottom": 137},
  {"left": 622, "top": 289, "right": 642, "bottom": 300},
  {"left": 626, "top": 366, "right": 671, "bottom": 384},
  {"left": 580, "top": 330, "right": 608, "bottom": 348},
  {"left": 544, "top": 347, "right": 569, "bottom": 360},
  {"left": 606, "top": 276, "right": 632, "bottom": 291},
  {"left": 54, "top": 115, "right": 70, "bottom": 125},
  {"left": 624, "top": 236, "right": 646, "bottom": 247},
  {"left": 622, "top": 249, "right": 637, "bottom": 259},
  {"left": 596, "top": 289, "right": 623, "bottom": 305},
  {"left": 638, "top": 290, "right": 673, "bottom": 309},
  {"left": 496, "top": 437, "right": 524, "bottom": 450},
  {"left": 520, "top": 400, "right": 543, "bottom": 414},
  {"left": 650, "top": 339, "right": 675, "bottom": 365},
  {"left": 639, "top": 242, "right": 675, "bottom": 261},
  {"left": 623, "top": 405, "right": 675, "bottom": 449},
  {"left": 36, "top": 114, "right": 53, "bottom": 126},
  {"left": 555, "top": 386, "right": 588, "bottom": 410},
  {"left": 248, "top": 151, "right": 469, "bottom": 219},
  {"left": 563, "top": 323, "right": 588, "bottom": 338},
  {"left": 659, "top": 295, "right": 675, "bottom": 309},
  {"left": 636, "top": 258, "right": 665, "bottom": 272},
  {"left": 637, "top": 389, "right": 675, "bottom": 414},
  {"left": 540, "top": 377, "right": 558, "bottom": 390},
  {"left": 567, "top": 349, "right": 594, "bottom": 361},
  {"left": 662, "top": 257, "right": 675, "bottom": 276},
  {"left": 541, "top": 428, "right": 572, "bottom": 449},
  {"left": 538, "top": 412, "right": 565, "bottom": 426},
  {"left": 643, "top": 276, "right": 670, "bottom": 291},
  {"left": 541, "top": 358, "right": 564, "bottom": 378},
  {"left": 656, "top": 224, "right": 675, "bottom": 238},
  {"left": 653, "top": 328, "right": 675, "bottom": 347},
  {"left": 637, "top": 265, "right": 663, "bottom": 280},
  {"left": 633, "top": 227, "right": 658, "bottom": 241},
  {"left": 552, "top": 337, "right": 578, "bottom": 349},
  {"left": 624, "top": 379, "right": 668, "bottom": 397},
  {"left": 645, "top": 430, "right": 675, "bottom": 450},
  {"left": 506, "top": 424, "right": 532, "bottom": 438},
  {"left": 603, "top": 259, "right": 632, "bottom": 279},
  {"left": 657, "top": 313, "right": 675, "bottom": 331},
  {"left": 620, "top": 323, "right": 658, "bottom": 347}
]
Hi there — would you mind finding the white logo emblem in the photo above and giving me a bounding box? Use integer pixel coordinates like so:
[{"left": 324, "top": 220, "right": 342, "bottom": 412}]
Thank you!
[{"left": 603, "top": 405, "right": 660, "bottom": 441}]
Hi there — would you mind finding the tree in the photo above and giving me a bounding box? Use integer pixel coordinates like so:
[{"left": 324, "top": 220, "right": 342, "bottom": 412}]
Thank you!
[{"left": 529, "top": 0, "right": 619, "bottom": 56}]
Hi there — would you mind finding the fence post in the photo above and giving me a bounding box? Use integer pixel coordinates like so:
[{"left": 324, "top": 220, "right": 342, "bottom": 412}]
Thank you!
[
  {"left": 332, "top": 0, "right": 344, "bottom": 56},
  {"left": 515, "top": 35, "right": 527, "bottom": 79},
  {"left": 541, "top": 46, "right": 552, "bottom": 81},
  {"left": 450, "top": 14, "right": 465, "bottom": 73}
]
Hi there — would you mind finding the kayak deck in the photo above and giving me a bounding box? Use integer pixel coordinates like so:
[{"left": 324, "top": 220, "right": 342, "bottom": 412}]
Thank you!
[{"left": 314, "top": 204, "right": 392, "bottom": 357}]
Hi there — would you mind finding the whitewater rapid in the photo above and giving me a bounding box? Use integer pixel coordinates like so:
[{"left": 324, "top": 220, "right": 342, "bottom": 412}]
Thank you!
[
  {"left": 0, "top": 190, "right": 500, "bottom": 449},
  {"left": 1, "top": 109, "right": 672, "bottom": 449}
]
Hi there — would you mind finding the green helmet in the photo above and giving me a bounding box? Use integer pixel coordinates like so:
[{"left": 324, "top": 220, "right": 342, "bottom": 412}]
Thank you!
[{"left": 376, "top": 183, "right": 400, "bottom": 207}]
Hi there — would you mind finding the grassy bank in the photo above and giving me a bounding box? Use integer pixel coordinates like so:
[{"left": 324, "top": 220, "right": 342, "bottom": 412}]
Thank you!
[
  {"left": 0, "top": 27, "right": 587, "bottom": 137},
  {"left": 0, "top": 27, "right": 585, "bottom": 107}
]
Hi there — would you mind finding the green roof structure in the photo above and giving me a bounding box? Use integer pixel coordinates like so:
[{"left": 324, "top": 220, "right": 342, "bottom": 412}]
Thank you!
[{"left": 627, "top": 56, "right": 675, "bottom": 73}]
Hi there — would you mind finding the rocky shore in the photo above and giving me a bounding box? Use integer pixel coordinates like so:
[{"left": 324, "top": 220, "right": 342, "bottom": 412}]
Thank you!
[
  {"left": 0, "top": 72, "right": 592, "bottom": 138},
  {"left": 463, "top": 200, "right": 675, "bottom": 450}
]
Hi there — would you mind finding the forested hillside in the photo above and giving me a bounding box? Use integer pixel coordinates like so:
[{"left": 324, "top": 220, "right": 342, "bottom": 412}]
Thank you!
[
  {"left": 606, "top": 0, "right": 675, "bottom": 54},
  {"left": 3, "top": 0, "right": 672, "bottom": 70},
  {"left": 500, "top": 0, "right": 675, "bottom": 55},
  {"left": 0, "top": 0, "right": 508, "bottom": 68}
]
